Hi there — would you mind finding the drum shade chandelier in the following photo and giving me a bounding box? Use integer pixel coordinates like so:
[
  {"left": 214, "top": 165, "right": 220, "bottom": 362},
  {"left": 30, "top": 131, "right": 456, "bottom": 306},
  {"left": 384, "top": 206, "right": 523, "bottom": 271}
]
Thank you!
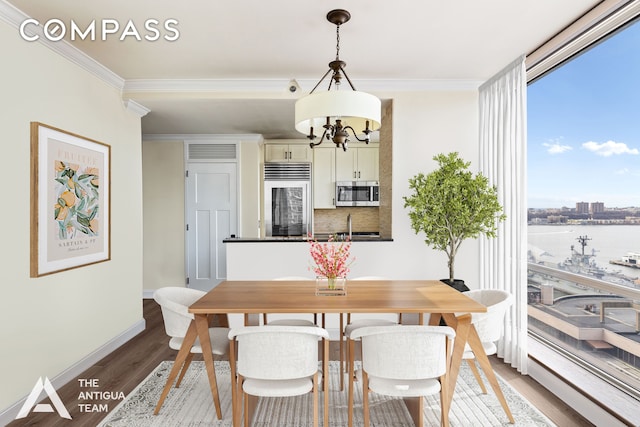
[{"left": 295, "top": 9, "right": 381, "bottom": 151}]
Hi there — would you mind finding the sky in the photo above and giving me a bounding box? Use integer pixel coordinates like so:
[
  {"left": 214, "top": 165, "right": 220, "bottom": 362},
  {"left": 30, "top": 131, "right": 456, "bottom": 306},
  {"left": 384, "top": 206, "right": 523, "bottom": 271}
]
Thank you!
[{"left": 527, "top": 19, "right": 640, "bottom": 209}]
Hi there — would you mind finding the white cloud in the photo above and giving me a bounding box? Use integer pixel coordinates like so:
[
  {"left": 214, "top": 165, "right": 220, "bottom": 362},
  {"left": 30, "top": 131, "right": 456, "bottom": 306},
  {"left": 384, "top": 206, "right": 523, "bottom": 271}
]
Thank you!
[
  {"left": 614, "top": 168, "right": 630, "bottom": 175},
  {"left": 542, "top": 141, "right": 572, "bottom": 154},
  {"left": 582, "top": 140, "right": 639, "bottom": 157}
]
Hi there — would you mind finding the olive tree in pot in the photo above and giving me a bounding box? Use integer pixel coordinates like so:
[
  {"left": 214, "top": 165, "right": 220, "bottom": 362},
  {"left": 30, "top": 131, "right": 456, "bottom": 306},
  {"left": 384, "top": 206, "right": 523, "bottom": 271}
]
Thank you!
[{"left": 403, "top": 152, "right": 506, "bottom": 291}]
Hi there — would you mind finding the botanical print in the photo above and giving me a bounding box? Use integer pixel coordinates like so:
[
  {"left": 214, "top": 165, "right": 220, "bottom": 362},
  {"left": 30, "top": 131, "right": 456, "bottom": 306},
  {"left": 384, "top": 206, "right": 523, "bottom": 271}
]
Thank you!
[
  {"left": 46, "top": 137, "right": 105, "bottom": 262},
  {"left": 53, "top": 160, "right": 100, "bottom": 240},
  {"left": 31, "top": 122, "right": 110, "bottom": 277}
]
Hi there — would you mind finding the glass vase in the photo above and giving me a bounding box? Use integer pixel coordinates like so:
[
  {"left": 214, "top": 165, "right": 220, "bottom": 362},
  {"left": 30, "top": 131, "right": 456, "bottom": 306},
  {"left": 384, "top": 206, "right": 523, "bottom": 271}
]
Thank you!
[{"left": 315, "top": 276, "right": 347, "bottom": 296}]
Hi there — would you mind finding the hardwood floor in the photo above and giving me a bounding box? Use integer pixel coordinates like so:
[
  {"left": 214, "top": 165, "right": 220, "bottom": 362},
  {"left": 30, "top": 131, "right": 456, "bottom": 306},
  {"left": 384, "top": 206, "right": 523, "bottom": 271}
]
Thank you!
[{"left": 8, "top": 299, "right": 594, "bottom": 426}]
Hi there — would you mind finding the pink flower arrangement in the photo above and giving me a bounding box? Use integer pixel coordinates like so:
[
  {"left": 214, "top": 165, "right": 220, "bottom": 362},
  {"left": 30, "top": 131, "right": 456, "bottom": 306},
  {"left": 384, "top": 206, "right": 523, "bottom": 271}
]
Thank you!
[{"left": 308, "top": 233, "right": 354, "bottom": 279}]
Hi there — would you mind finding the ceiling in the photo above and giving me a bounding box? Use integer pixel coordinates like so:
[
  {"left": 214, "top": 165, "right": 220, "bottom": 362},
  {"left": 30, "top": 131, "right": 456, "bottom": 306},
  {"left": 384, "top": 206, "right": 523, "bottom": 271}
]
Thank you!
[{"left": 7, "top": 0, "right": 601, "bottom": 139}]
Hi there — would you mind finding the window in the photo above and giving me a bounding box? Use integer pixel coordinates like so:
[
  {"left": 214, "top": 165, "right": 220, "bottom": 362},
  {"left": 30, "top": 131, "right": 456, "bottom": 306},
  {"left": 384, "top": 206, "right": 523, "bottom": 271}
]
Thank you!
[{"left": 527, "top": 5, "right": 640, "bottom": 424}]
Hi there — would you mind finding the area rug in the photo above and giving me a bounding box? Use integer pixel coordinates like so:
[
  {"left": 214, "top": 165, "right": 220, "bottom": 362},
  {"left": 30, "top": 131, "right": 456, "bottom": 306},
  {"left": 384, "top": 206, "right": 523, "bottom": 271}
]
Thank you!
[{"left": 98, "top": 361, "right": 555, "bottom": 426}]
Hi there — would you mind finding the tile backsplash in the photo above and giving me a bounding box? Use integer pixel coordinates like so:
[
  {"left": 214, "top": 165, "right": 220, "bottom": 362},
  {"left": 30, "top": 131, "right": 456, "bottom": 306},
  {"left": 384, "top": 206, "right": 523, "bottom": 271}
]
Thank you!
[{"left": 313, "top": 207, "right": 380, "bottom": 235}]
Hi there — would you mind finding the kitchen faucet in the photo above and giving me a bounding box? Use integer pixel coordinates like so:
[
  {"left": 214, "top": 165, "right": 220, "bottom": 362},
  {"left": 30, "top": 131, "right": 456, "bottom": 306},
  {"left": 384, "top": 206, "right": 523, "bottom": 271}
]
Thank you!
[{"left": 347, "top": 213, "right": 352, "bottom": 240}]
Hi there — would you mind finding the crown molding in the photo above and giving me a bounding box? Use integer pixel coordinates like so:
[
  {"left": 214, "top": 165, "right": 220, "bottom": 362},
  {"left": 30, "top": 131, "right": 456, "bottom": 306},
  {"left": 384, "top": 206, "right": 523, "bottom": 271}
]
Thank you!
[
  {"left": 124, "top": 78, "right": 483, "bottom": 94},
  {"left": 2, "top": 0, "right": 480, "bottom": 95},
  {"left": 0, "top": 0, "right": 125, "bottom": 90},
  {"left": 142, "top": 133, "right": 264, "bottom": 143},
  {"left": 124, "top": 99, "right": 151, "bottom": 117}
]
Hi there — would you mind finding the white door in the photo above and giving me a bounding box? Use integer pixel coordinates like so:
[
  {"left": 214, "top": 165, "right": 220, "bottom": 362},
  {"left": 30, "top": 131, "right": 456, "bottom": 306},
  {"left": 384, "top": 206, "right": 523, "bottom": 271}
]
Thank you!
[{"left": 185, "top": 162, "right": 237, "bottom": 291}]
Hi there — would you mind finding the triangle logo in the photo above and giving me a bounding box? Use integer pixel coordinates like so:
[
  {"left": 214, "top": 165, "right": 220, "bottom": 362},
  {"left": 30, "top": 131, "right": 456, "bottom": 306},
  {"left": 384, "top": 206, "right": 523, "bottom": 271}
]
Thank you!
[{"left": 15, "top": 377, "right": 72, "bottom": 420}]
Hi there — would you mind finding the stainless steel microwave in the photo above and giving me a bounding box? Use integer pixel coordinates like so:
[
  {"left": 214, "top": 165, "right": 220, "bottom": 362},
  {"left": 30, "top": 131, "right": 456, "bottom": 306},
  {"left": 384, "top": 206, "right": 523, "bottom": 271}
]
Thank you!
[{"left": 336, "top": 181, "right": 380, "bottom": 206}]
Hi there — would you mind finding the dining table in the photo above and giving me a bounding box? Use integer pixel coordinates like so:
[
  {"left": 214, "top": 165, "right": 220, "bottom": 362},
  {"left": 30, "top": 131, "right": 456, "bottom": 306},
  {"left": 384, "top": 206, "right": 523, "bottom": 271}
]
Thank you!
[{"left": 157, "top": 279, "right": 511, "bottom": 427}]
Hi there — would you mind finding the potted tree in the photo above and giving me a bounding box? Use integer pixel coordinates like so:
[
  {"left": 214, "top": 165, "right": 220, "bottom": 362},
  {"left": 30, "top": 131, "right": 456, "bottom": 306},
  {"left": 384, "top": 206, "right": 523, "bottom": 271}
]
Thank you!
[{"left": 403, "top": 152, "right": 506, "bottom": 291}]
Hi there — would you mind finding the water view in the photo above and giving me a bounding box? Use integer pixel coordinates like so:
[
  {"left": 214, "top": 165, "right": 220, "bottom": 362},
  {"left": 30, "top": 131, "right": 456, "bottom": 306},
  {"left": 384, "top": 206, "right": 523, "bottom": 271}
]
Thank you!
[
  {"left": 527, "top": 224, "right": 640, "bottom": 397},
  {"left": 528, "top": 224, "right": 640, "bottom": 286}
]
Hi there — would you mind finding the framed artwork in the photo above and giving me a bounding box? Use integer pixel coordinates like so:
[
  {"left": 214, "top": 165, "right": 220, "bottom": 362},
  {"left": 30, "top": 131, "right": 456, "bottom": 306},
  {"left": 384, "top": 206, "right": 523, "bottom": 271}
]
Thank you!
[{"left": 30, "top": 122, "right": 111, "bottom": 277}]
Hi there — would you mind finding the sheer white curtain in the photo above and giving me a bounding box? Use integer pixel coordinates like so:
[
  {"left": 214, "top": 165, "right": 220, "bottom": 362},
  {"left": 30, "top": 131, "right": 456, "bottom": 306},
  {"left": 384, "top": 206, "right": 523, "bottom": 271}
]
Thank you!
[{"left": 478, "top": 55, "right": 528, "bottom": 373}]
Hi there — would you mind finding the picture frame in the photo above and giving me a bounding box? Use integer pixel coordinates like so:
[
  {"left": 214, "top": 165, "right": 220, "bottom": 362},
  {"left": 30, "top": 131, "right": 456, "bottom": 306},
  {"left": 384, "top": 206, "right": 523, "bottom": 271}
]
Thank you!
[{"left": 30, "top": 122, "right": 111, "bottom": 277}]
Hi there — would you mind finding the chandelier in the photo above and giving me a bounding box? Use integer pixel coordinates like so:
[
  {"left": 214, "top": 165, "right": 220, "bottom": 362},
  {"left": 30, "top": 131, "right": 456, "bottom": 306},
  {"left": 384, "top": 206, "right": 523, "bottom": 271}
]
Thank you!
[{"left": 294, "top": 9, "right": 381, "bottom": 151}]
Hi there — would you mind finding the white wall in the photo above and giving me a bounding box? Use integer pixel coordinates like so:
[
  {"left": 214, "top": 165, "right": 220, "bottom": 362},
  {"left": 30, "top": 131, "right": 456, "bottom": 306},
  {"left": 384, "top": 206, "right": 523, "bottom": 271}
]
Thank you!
[
  {"left": 0, "top": 20, "right": 144, "bottom": 414},
  {"left": 142, "top": 140, "right": 186, "bottom": 289},
  {"left": 141, "top": 137, "right": 262, "bottom": 293},
  {"left": 386, "top": 91, "right": 480, "bottom": 283}
]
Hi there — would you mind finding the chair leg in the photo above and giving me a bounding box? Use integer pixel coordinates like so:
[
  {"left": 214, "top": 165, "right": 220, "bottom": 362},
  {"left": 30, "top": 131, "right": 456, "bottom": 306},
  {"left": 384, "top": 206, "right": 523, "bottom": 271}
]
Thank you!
[
  {"left": 175, "top": 352, "right": 194, "bottom": 388},
  {"left": 323, "top": 338, "right": 329, "bottom": 426},
  {"left": 440, "top": 373, "right": 450, "bottom": 427},
  {"left": 243, "top": 388, "right": 249, "bottom": 427},
  {"left": 312, "top": 372, "right": 319, "bottom": 427},
  {"left": 234, "top": 374, "right": 244, "bottom": 427},
  {"left": 362, "top": 370, "right": 370, "bottom": 427},
  {"left": 466, "top": 358, "right": 487, "bottom": 394},
  {"left": 339, "top": 313, "right": 345, "bottom": 391},
  {"left": 348, "top": 339, "right": 356, "bottom": 427}
]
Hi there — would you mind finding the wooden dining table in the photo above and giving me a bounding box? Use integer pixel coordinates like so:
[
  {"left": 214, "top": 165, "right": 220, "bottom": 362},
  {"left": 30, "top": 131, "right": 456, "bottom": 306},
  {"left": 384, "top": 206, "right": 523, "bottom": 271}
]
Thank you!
[{"left": 158, "top": 279, "right": 500, "bottom": 426}]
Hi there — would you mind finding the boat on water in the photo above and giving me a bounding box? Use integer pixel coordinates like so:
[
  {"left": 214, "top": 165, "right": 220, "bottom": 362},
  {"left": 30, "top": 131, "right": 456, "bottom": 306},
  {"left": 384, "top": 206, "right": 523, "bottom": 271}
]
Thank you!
[
  {"left": 610, "top": 252, "right": 640, "bottom": 269},
  {"left": 557, "top": 235, "right": 638, "bottom": 286},
  {"left": 528, "top": 235, "right": 639, "bottom": 290}
]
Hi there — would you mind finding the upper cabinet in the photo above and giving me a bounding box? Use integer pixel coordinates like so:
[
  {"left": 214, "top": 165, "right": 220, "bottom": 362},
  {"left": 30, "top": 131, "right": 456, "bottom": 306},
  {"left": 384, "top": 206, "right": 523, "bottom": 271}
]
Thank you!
[
  {"left": 335, "top": 145, "right": 379, "bottom": 181},
  {"left": 313, "top": 147, "right": 336, "bottom": 209},
  {"left": 265, "top": 143, "right": 312, "bottom": 162}
]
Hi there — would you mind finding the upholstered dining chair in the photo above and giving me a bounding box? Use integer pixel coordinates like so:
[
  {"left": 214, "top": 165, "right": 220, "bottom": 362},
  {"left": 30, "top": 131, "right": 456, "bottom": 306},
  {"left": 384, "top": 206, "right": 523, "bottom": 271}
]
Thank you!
[
  {"left": 461, "top": 289, "right": 515, "bottom": 423},
  {"left": 228, "top": 325, "right": 330, "bottom": 427},
  {"left": 350, "top": 325, "right": 456, "bottom": 427},
  {"left": 263, "top": 276, "right": 319, "bottom": 326},
  {"left": 341, "top": 276, "right": 399, "bottom": 390},
  {"left": 153, "top": 287, "right": 230, "bottom": 417}
]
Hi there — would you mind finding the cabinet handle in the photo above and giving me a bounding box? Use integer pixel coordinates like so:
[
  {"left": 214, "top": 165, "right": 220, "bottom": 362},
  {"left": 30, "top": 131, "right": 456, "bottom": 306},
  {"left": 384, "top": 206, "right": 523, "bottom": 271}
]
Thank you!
[
  {"left": 285, "top": 151, "right": 288, "bottom": 160},
  {"left": 289, "top": 151, "right": 292, "bottom": 159},
  {"left": 358, "top": 171, "right": 361, "bottom": 178},
  {"left": 353, "top": 171, "right": 356, "bottom": 179}
]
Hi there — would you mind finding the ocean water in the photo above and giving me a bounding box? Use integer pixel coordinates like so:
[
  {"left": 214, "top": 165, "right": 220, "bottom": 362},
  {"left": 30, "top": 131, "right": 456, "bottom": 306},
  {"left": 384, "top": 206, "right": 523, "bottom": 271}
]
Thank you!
[{"left": 528, "top": 224, "right": 640, "bottom": 280}]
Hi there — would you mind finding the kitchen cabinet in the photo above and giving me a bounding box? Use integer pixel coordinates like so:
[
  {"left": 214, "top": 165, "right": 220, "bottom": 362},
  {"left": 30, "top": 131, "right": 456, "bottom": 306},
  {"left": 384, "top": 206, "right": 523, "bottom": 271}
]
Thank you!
[
  {"left": 335, "top": 145, "right": 379, "bottom": 181},
  {"left": 265, "top": 143, "right": 311, "bottom": 162},
  {"left": 313, "top": 147, "right": 336, "bottom": 209}
]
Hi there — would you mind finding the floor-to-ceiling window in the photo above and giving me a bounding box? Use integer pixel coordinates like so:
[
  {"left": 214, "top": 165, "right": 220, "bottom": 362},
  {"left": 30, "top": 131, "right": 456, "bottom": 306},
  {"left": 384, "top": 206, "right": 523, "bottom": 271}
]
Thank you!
[{"left": 527, "top": 8, "right": 640, "bottom": 422}]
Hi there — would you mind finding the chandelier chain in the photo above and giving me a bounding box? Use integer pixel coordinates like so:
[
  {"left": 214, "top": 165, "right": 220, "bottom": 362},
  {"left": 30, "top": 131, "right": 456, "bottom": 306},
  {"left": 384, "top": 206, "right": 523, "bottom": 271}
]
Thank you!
[{"left": 335, "top": 24, "right": 340, "bottom": 60}]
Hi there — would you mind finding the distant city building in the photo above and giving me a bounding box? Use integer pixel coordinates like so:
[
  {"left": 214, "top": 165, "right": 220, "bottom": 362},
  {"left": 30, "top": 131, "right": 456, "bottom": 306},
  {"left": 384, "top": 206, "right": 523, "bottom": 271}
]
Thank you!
[
  {"left": 591, "top": 202, "right": 604, "bottom": 213},
  {"left": 576, "top": 202, "right": 589, "bottom": 214},
  {"left": 547, "top": 215, "right": 568, "bottom": 224}
]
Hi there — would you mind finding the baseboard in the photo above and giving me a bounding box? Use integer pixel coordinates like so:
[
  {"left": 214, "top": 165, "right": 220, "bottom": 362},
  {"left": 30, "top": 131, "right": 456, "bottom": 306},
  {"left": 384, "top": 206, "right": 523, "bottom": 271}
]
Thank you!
[
  {"left": 143, "top": 289, "right": 155, "bottom": 299},
  {"left": 0, "top": 318, "right": 146, "bottom": 425}
]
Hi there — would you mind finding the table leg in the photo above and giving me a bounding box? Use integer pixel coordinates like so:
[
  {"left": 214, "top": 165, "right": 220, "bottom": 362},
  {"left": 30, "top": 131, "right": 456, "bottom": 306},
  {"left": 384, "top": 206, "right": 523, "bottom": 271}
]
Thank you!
[
  {"left": 339, "top": 313, "right": 344, "bottom": 391},
  {"left": 403, "top": 397, "right": 423, "bottom": 427},
  {"left": 323, "top": 337, "right": 329, "bottom": 426},
  {"left": 154, "top": 320, "right": 198, "bottom": 415},
  {"left": 194, "top": 313, "right": 223, "bottom": 420},
  {"left": 229, "top": 338, "right": 238, "bottom": 427},
  {"left": 347, "top": 339, "right": 355, "bottom": 427},
  {"left": 442, "top": 313, "right": 472, "bottom": 410},
  {"left": 466, "top": 324, "right": 515, "bottom": 423}
]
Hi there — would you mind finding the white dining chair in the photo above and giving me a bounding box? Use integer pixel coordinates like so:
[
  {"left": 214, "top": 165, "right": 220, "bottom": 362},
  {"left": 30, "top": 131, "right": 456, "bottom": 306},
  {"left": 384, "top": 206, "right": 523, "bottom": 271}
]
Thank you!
[
  {"left": 350, "top": 325, "right": 456, "bottom": 427},
  {"left": 153, "top": 287, "right": 230, "bottom": 418},
  {"left": 228, "top": 325, "right": 330, "bottom": 427},
  {"left": 341, "top": 276, "right": 399, "bottom": 390},
  {"left": 264, "top": 276, "right": 319, "bottom": 326},
  {"left": 461, "top": 289, "right": 515, "bottom": 423}
]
